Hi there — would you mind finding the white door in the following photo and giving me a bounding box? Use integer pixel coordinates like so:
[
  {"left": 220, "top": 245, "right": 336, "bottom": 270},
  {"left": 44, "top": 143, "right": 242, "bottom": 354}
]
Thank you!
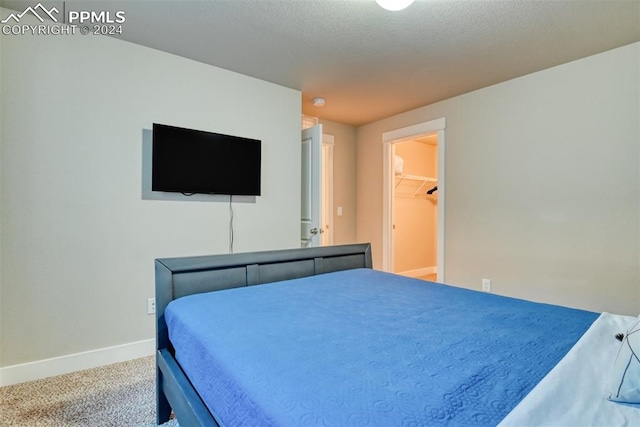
[{"left": 301, "top": 125, "right": 323, "bottom": 247}]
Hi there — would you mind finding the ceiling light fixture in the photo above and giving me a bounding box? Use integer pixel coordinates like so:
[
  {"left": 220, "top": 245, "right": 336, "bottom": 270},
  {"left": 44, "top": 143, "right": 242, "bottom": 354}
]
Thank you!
[
  {"left": 376, "top": 0, "right": 415, "bottom": 11},
  {"left": 312, "top": 97, "right": 325, "bottom": 107}
]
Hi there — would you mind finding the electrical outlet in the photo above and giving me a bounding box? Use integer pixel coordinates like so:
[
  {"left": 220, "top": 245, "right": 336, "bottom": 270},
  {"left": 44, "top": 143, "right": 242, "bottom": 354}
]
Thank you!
[
  {"left": 482, "top": 279, "right": 491, "bottom": 293},
  {"left": 147, "top": 298, "right": 156, "bottom": 315}
]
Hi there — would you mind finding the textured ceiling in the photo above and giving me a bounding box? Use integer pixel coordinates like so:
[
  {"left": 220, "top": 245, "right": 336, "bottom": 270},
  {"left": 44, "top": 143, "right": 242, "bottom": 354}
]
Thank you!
[{"left": 2, "top": 0, "right": 639, "bottom": 126}]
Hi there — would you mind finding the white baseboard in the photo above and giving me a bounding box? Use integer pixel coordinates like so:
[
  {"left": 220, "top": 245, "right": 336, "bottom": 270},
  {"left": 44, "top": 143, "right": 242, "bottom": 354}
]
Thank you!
[
  {"left": 0, "top": 338, "right": 155, "bottom": 387},
  {"left": 398, "top": 266, "right": 437, "bottom": 278}
]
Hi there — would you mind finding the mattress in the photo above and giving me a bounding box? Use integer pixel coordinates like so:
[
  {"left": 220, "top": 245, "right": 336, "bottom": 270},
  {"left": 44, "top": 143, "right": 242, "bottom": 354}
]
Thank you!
[
  {"left": 164, "top": 268, "right": 598, "bottom": 426},
  {"left": 500, "top": 312, "right": 640, "bottom": 426}
]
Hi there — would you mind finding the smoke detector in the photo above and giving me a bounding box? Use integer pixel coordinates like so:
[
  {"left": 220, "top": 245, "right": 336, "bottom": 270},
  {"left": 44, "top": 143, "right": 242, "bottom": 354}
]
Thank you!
[{"left": 312, "top": 98, "right": 325, "bottom": 107}]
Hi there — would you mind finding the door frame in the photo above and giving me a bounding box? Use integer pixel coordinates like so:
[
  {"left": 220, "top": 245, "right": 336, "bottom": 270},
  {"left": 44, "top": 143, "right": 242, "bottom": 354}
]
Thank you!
[
  {"left": 322, "top": 134, "right": 335, "bottom": 246},
  {"left": 382, "top": 118, "right": 446, "bottom": 281}
]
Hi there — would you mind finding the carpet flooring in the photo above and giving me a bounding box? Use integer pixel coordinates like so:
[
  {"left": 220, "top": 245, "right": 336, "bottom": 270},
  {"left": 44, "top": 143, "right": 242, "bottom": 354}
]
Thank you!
[{"left": 0, "top": 356, "right": 179, "bottom": 427}]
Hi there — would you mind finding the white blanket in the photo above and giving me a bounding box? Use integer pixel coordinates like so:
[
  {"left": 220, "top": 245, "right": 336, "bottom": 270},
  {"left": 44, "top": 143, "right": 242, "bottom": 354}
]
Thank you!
[{"left": 499, "top": 312, "right": 640, "bottom": 427}]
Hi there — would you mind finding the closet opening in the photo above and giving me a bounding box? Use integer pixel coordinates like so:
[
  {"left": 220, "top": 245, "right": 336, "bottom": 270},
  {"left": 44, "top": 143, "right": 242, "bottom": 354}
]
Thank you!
[
  {"left": 381, "top": 117, "right": 446, "bottom": 282},
  {"left": 393, "top": 135, "right": 438, "bottom": 281}
]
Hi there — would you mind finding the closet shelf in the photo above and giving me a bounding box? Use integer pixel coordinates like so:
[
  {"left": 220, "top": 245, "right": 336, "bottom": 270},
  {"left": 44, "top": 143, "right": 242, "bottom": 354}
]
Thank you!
[
  {"left": 395, "top": 173, "right": 437, "bottom": 184},
  {"left": 395, "top": 173, "right": 438, "bottom": 196}
]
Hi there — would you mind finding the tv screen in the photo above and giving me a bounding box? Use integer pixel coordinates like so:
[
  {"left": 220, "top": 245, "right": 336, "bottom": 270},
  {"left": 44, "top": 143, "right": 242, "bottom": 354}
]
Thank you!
[{"left": 152, "top": 123, "right": 261, "bottom": 196}]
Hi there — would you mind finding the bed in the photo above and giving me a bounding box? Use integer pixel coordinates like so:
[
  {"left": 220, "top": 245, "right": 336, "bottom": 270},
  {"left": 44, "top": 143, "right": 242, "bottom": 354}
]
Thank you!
[{"left": 155, "top": 243, "right": 640, "bottom": 426}]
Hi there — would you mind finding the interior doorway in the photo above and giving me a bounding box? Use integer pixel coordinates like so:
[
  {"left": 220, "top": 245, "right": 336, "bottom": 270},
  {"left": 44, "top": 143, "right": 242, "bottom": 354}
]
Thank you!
[
  {"left": 382, "top": 118, "right": 446, "bottom": 282},
  {"left": 393, "top": 135, "right": 438, "bottom": 280},
  {"left": 301, "top": 120, "right": 334, "bottom": 248},
  {"left": 321, "top": 134, "right": 335, "bottom": 246}
]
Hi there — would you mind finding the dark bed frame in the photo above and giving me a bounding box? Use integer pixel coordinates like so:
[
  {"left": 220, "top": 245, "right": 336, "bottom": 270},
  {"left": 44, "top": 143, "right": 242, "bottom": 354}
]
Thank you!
[{"left": 155, "top": 243, "right": 373, "bottom": 426}]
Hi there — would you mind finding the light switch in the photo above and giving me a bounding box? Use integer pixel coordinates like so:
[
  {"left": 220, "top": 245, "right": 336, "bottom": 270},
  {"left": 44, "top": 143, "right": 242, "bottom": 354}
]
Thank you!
[{"left": 337, "top": 206, "right": 343, "bottom": 216}]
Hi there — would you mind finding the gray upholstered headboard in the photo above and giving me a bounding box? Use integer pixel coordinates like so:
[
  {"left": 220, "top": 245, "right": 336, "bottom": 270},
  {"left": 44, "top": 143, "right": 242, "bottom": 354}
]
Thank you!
[{"left": 155, "top": 243, "right": 372, "bottom": 350}]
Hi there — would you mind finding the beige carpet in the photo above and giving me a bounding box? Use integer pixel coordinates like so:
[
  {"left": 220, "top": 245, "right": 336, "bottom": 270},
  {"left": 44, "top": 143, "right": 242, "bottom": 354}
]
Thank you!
[{"left": 0, "top": 356, "right": 179, "bottom": 427}]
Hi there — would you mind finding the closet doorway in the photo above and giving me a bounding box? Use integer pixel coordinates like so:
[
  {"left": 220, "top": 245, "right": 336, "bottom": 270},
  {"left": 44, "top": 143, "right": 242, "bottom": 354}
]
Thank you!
[
  {"left": 382, "top": 118, "right": 446, "bottom": 282},
  {"left": 393, "top": 135, "right": 438, "bottom": 280}
]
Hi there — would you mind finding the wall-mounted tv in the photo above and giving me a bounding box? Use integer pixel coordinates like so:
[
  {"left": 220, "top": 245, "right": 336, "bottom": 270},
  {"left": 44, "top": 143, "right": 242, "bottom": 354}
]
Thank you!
[{"left": 152, "top": 123, "right": 261, "bottom": 196}]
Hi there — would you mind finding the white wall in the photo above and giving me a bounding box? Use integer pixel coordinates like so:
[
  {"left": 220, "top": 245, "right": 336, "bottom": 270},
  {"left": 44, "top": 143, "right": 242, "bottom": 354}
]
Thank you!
[
  {"left": 357, "top": 42, "right": 640, "bottom": 316},
  {"left": 0, "top": 18, "right": 301, "bottom": 369}
]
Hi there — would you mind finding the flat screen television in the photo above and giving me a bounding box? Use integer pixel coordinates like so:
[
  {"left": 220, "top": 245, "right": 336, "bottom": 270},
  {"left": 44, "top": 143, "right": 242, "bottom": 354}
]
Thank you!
[{"left": 152, "top": 123, "right": 261, "bottom": 196}]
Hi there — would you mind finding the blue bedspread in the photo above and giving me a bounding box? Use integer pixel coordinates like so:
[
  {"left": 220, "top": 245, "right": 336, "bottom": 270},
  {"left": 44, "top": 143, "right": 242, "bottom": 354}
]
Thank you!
[{"left": 165, "top": 269, "right": 598, "bottom": 426}]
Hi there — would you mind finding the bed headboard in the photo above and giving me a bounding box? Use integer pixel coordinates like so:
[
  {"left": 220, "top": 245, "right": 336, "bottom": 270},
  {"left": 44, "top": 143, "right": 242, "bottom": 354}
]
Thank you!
[{"left": 155, "top": 243, "right": 372, "bottom": 350}]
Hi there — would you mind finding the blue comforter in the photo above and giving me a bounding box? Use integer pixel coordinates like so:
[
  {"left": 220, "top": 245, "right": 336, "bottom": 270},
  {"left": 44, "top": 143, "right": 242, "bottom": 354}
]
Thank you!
[{"left": 165, "top": 269, "right": 598, "bottom": 426}]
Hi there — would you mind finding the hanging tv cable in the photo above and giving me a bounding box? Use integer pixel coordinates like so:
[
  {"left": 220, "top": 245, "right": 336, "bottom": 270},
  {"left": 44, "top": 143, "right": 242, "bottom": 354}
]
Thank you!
[{"left": 229, "top": 195, "right": 234, "bottom": 254}]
